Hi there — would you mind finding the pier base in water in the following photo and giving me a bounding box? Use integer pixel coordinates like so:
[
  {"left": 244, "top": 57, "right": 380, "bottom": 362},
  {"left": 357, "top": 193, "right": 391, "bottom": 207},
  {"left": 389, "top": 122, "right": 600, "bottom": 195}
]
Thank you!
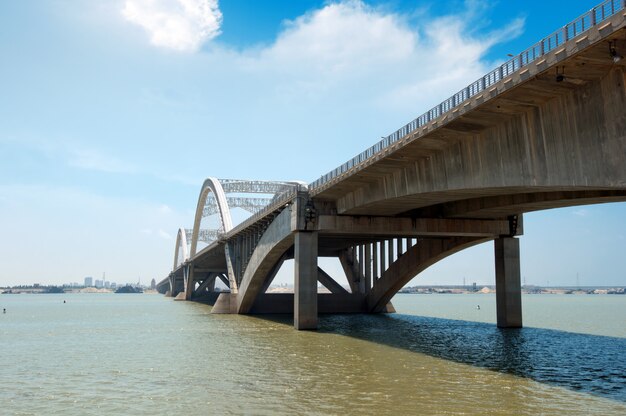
[{"left": 495, "top": 237, "right": 522, "bottom": 328}]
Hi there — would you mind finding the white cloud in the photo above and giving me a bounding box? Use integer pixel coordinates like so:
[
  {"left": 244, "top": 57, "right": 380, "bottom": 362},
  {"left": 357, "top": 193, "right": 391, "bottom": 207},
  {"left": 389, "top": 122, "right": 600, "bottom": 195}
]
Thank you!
[
  {"left": 262, "top": 1, "right": 415, "bottom": 74},
  {"left": 236, "top": 0, "right": 523, "bottom": 113},
  {"left": 122, "top": 0, "right": 222, "bottom": 52}
]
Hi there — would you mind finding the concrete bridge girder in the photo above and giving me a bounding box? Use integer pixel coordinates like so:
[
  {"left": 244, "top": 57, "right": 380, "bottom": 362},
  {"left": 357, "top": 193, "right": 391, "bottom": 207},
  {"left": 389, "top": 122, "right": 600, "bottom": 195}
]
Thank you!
[
  {"left": 330, "top": 70, "right": 626, "bottom": 217},
  {"left": 315, "top": 215, "right": 513, "bottom": 239},
  {"left": 412, "top": 190, "right": 626, "bottom": 219}
]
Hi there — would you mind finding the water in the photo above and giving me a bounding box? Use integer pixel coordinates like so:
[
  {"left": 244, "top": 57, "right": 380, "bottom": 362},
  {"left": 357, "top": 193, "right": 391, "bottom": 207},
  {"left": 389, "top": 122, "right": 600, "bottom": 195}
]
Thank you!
[{"left": 1, "top": 293, "right": 625, "bottom": 415}]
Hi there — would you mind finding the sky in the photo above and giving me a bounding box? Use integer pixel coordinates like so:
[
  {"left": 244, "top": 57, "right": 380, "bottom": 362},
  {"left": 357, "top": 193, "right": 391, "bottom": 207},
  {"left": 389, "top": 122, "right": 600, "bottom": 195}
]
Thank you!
[{"left": 0, "top": 0, "right": 624, "bottom": 288}]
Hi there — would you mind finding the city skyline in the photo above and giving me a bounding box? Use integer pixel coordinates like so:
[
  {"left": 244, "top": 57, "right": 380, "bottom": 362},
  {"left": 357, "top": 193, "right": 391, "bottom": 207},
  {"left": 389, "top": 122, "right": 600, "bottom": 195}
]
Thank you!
[{"left": 1, "top": 0, "right": 624, "bottom": 287}]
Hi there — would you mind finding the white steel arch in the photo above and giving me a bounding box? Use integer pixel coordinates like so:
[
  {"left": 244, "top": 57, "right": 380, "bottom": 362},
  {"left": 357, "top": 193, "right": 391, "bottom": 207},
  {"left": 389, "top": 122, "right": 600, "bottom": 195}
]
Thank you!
[
  {"left": 190, "top": 177, "right": 233, "bottom": 256},
  {"left": 173, "top": 227, "right": 189, "bottom": 271}
]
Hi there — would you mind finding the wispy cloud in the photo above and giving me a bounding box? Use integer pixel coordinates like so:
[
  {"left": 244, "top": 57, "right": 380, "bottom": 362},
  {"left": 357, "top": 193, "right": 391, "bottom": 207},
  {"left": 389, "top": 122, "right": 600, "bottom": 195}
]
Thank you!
[
  {"left": 67, "top": 147, "right": 138, "bottom": 174},
  {"left": 140, "top": 227, "right": 173, "bottom": 240},
  {"left": 121, "top": 0, "right": 222, "bottom": 52},
  {"left": 158, "top": 204, "right": 173, "bottom": 214},
  {"left": 1, "top": 135, "right": 140, "bottom": 175},
  {"left": 573, "top": 208, "right": 589, "bottom": 217},
  {"left": 158, "top": 229, "right": 173, "bottom": 240},
  {"left": 0, "top": 183, "right": 187, "bottom": 284}
]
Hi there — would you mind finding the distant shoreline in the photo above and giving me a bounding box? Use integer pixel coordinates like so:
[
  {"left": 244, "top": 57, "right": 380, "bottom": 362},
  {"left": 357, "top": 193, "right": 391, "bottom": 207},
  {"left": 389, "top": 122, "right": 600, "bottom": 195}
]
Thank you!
[
  {"left": 1, "top": 287, "right": 159, "bottom": 295},
  {"left": 3, "top": 285, "right": 624, "bottom": 296},
  {"left": 398, "top": 286, "right": 626, "bottom": 295},
  {"left": 263, "top": 285, "right": 626, "bottom": 295}
]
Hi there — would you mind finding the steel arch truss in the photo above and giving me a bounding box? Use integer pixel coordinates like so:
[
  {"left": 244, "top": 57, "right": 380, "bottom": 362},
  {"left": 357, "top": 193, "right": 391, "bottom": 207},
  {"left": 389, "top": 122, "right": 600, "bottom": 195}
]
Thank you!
[
  {"left": 202, "top": 196, "right": 274, "bottom": 216},
  {"left": 189, "top": 178, "right": 232, "bottom": 257},
  {"left": 187, "top": 178, "right": 302, "bottom": 258},
  {"left": 173, "top": 227, "right": 189, "bottom": 270}
]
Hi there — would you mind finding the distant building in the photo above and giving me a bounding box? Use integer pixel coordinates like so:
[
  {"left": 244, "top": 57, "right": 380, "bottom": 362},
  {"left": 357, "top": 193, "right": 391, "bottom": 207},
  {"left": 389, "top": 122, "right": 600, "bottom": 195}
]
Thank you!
[
  {"left": 150, "top": 279, "right": 156, "bottom": 290},
  {"left": 84, "top": 277, "right": 93, "bottom": 287},
  {"left": 104, "top": 281, "right": 110, "bottom": 289},
  {"left": 95, "top": 279, "right": 103, "bottom": 288}
]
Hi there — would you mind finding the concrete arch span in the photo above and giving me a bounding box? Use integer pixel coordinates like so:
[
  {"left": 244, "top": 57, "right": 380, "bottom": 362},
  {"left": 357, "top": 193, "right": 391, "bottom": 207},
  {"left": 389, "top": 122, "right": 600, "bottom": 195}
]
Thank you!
[
  {"left": 190, "top": 177, "right": 233, "bottom": 257},
  {"left": 366, "top": 237, "right": 491, "bottom": 313},
  {"left": 235, "top": 206, "right": 294, "bottom": 314}
]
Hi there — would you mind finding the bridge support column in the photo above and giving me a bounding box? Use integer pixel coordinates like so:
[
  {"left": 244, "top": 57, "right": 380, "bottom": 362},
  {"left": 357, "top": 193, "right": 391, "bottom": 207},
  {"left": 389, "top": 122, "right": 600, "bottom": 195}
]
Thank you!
[
  {"left": 294, "top": 231, "right": 318, "bottom": 330},
  {"left": 183, "top": 264, "right": 195, "bottom": 300},
  {"left": 495, "top": 237, "right": 522, "bottom": 328}
]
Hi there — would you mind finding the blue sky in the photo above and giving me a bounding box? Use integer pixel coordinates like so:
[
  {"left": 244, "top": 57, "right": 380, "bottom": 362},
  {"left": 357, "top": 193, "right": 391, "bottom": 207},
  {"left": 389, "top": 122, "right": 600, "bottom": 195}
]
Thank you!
[{"left": 0, "top": 0, "right": 624, "bottom": 287}]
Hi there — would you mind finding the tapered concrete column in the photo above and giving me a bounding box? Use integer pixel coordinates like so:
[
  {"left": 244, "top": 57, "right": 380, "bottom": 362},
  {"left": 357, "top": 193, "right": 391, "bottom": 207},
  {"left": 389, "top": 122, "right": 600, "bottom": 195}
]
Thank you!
[
  {"left": 294, "top": 231, "right": 318, "bottom": 330},
  {"left": 494, "top": 237, "right": 522, "bottom": 328},
  {"left": 183, "top": 265, "right": 195, "bottom": 300}
]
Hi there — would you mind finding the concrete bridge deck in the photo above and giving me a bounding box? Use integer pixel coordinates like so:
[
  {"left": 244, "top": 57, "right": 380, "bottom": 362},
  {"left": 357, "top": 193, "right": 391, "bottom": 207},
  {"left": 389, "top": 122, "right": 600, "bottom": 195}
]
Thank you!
[{"left": 159, "top": 1, "right": 626, "bottom": 329}]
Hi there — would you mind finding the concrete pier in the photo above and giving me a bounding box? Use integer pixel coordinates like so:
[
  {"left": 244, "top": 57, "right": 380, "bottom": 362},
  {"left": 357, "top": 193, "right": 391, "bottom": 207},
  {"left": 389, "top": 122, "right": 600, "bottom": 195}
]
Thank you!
[
  {"left": 294, "top": 231, "right": 318, "bottom": 330},
  {"left": 495, "top": 237, "right": 522, "bottom": 328}
]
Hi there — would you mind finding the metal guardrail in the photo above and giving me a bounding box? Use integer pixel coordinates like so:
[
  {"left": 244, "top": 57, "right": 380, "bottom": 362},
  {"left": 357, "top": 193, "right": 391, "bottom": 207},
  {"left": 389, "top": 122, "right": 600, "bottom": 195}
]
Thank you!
[
  {"left": 309, "top": 0, "right": 625, "bottom": 191},
  {"left": 215, "top": 184, "right": 305, "bottom": 242}
]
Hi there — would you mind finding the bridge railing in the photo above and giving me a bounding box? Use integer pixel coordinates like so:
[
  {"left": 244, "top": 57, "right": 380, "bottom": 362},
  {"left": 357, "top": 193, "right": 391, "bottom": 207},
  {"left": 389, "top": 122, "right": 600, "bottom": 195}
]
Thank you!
[
  {"left": 214, "top": 183, "right": 306, "bottom": 243},
  {"left": 309, "top": 0, "right": 625, "bottom": 191}
]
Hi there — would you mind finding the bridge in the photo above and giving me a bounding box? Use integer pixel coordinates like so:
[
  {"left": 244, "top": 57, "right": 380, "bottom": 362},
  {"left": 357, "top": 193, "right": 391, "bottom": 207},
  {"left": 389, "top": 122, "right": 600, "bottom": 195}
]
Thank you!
[{"left": 158, "top": 0, "right": 626, "bottom": 330}]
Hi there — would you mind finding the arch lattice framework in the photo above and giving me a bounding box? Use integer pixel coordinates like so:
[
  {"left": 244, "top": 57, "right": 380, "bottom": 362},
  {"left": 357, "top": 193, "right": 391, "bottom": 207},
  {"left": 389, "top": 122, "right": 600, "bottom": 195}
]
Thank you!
[
  {"left": 173, "top": 178, "right": 302, "bottom": 272},
  {"left": 190, "top": 177, "right": 233, "bottom": 257}
]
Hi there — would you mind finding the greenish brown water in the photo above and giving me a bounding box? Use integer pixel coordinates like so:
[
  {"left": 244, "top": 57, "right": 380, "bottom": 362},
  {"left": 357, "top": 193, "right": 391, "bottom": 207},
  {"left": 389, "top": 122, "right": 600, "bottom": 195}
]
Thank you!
[{"left": 1, "top": 293, "right": 625, "bottom": 415}]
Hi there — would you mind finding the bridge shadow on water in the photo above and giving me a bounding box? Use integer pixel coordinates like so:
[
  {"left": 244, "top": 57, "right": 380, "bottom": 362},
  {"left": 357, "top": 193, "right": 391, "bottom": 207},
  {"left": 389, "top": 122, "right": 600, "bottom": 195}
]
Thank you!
[{"left": 253, "top": 313, "right": 626, "bottom": 402}]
